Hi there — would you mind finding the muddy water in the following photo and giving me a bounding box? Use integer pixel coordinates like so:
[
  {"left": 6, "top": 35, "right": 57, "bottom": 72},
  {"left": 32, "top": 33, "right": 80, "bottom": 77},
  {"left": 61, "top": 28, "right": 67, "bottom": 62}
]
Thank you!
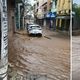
[
  {"left": 72, "top": 36, "right": 80, "bottom": 80},
  {"left": 8, "top": 30, "right": 70, "bottom": 80}
]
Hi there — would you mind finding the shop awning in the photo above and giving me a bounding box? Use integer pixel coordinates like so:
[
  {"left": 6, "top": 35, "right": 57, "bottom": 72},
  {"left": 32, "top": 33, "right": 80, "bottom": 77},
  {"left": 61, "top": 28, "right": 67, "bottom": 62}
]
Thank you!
[
  {"left": 46, "top": 12, "right": 56, "bottom": 18},
  {"left": 56, "top": 16, "right": 70, "bottom": 19}
]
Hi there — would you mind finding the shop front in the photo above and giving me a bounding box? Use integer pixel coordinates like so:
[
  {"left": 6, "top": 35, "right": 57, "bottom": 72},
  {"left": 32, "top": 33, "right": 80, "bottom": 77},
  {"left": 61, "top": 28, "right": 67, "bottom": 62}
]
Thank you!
[
  {"left": 44, "top": 12, "right": 56, "bottom": 30},
  {"left": 56, "top": 15, "right": 70, "bottom": 31}
]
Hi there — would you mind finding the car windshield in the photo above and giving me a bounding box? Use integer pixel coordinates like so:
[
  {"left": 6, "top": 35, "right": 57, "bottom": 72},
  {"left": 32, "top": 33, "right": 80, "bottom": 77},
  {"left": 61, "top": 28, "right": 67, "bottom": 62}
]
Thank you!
[
  {"left": 31, "top": 26, "right": 41, "bottom": 29},
  {"left": 28, "top": 24, "right": 33, "bottom": 25}
]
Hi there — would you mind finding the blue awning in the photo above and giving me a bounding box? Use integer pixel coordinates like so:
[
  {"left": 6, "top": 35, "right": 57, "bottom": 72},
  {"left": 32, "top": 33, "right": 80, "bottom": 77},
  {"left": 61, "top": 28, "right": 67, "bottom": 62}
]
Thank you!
[{"left": 46, "top": 12, "right": 56, "bottom": 18}]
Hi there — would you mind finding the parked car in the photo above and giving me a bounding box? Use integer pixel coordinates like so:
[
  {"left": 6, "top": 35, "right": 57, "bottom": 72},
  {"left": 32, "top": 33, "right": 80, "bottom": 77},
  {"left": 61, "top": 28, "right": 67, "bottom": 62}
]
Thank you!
[
  {"left": 26, "top": 23, "right": 34, "bottom": 30},
  {"left": 27, "top": 24, "right": 42, "bottom": 36}
]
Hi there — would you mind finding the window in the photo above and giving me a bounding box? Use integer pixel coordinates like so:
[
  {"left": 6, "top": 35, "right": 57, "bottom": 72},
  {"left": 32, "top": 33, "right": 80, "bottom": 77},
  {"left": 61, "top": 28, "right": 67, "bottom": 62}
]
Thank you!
[{"left": 44, "top": 6, "right": 47, "bottom": 12}]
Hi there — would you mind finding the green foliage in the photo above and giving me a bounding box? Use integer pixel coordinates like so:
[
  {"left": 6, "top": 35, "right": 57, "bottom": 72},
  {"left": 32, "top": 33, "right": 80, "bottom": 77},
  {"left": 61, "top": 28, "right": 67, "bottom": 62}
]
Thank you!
[{"left": 73, "top": 3, "right": 80, "bottom": 18}]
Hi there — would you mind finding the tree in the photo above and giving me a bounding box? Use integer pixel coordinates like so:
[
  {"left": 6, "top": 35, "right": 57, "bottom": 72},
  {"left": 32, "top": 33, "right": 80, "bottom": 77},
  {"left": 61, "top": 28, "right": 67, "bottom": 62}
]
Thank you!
[{"left": 73, "top": 3, "right": 80, "bottom": 18}]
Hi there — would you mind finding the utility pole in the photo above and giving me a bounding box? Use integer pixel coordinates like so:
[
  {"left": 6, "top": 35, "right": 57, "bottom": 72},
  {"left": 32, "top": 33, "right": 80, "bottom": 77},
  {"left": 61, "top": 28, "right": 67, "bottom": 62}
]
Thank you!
[
  {"left": 0, "top": 0, "right": 8, "bottom": 80},
  {"left": 18, "top": 3, "right": 22, "bottom": 30}
]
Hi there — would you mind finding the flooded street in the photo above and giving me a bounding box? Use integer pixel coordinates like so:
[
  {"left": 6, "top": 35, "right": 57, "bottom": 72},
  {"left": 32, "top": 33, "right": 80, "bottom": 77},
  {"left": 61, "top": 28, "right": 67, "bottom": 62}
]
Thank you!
[
  {"left": 8, "top": 29, "right": 70, "bottom": 80},
  {"left": 72, "top": 36, "right": 80, "bottom": 80}
]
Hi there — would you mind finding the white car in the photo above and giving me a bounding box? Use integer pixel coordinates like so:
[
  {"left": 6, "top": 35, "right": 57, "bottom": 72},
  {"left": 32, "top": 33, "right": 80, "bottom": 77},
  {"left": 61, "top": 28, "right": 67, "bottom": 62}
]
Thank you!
[{"left": 27, "top": 24, "right": 42, "bottom": 36}]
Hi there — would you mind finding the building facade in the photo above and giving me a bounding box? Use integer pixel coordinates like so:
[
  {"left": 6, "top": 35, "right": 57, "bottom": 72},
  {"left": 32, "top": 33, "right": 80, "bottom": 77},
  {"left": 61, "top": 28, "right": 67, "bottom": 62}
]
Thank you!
[
  {"left": 34, "top": 0, "right": 71, "bottom": 31},
  {"left": 56, "top": 0, "right": 71, "bottom": 31},
  {"left": 34, "top": 0, "right": 44, "bottom": 26},
  {"left": 0, "top": 0, "right": 9, "bottom": 79},
  {"left": 0, "top": 0, "right": 24, "bottom": 79},
  {"left": 7, "top": 0, "right": 24, "bottom": 32},
  {"left": 34, "top": 0, "right": 57, "bottom": 30}
]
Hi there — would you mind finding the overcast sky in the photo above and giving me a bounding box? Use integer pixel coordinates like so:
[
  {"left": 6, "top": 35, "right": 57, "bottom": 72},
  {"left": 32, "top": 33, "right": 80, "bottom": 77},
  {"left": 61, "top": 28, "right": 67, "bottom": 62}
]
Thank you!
[
  {"left": 27, "top": 0, "right": 80, "bottom": 5},
  {"left": 73, "top": 0, "right": 80, "bottom": 4},
  {"left": 27, "top": 0, "right": 36, "bottom": 5}
]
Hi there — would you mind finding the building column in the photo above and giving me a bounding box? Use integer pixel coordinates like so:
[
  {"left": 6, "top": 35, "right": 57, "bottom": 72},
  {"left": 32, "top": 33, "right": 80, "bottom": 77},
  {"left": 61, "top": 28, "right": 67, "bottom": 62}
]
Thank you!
[
  {"left": 0, "top": 65, "right": 8, "bottom": 80},
  {"left": 59, "top": 19, "right": 62, "bottom": 28},
  {"left": 53, "top": 19, "right": 56, "bottom": 31},
  {"left": 56, "top": 19, "right": 59, "bottom": 29},
  {"left": 64, "top": 19, "right": 66, "bottom": 30},
  {"left": 18, "top": 3, "right": 21, "bottom": 30},
  {"left": 56, "top": 19, "right": 58, "bottom": 27},
  {"left": 0, "top": 0, "right": 8, "bottom": 79},
  {"left": 22, "top": 16, "right": 24, "bottom": 29},
  {"left": 61, "top": 19, "right": 64, "bottom": 30},
  {"left": 43, "top": 19, "right": 46, "bottom": 28}
]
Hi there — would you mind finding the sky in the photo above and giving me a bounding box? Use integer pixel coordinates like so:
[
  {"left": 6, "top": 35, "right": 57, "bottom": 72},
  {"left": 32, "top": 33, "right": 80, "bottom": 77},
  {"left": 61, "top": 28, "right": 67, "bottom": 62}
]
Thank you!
[
  {"left": 73, "top": 0, "right": 80, "bottom": 4},
  {"left": 29, "top": 0, "right": 34, "bottom": 4},
  {"left": 26, "top": 0, "right": 36, "bottom": 6},
  {"left": 26, "top": 0, "right": 80, "bottom": 6}
]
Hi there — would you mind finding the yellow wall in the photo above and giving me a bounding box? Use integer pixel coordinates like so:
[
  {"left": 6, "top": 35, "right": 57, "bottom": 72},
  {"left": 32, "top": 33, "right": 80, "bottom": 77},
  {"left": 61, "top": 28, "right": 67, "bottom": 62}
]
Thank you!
[
  {"left": 47, "top": 0, "right": 51, "bottom": 11},
  {"left": 57, "top": 0, "right": 71, "bottom": 14}
]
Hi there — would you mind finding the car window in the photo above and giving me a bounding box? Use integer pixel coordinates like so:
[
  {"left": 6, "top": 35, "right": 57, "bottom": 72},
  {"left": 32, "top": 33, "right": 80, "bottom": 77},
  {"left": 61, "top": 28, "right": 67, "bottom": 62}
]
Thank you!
[
  {"left": 31, "top": 26, "right": 40, "bottom": 29},
  {"left": 28, "top": 24, "right": 33, "bottom": 25}
]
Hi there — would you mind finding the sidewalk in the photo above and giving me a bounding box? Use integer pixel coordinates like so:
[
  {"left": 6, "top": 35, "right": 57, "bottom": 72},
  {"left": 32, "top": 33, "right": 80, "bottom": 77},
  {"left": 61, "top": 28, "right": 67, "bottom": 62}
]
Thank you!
[{"left": 72, "top": 30, "right": 80, "bottom": 36}]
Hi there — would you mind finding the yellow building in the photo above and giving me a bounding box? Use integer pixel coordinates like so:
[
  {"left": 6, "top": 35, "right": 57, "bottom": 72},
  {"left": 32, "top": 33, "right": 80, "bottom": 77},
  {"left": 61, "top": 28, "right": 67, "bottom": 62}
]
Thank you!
[{"left": 56, "top": 0, "right": 71, "bottom": 31}]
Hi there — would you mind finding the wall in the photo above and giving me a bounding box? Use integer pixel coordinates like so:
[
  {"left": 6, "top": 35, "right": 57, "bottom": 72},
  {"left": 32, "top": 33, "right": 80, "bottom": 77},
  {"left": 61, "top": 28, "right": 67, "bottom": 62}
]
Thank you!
[
  {"left": 7, "top": 0, "right": 15, "bottom": 32},
  {"left": 57, "top": 0, "right": 71, "bottom": 14},
  {"left": 56, "top": 0, "right": 71, "bottom": 31}
]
